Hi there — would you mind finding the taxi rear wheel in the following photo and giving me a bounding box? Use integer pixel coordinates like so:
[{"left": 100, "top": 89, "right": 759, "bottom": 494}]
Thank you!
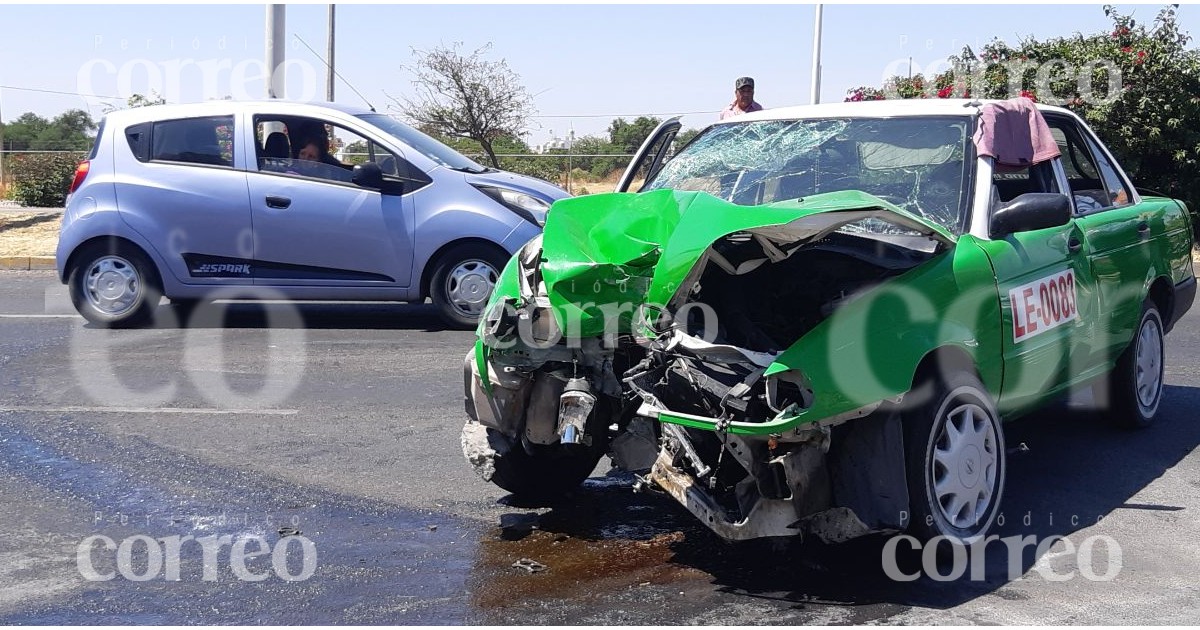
[{"left": 1106, "top": 299, "right": 1164, "bottom": 429}]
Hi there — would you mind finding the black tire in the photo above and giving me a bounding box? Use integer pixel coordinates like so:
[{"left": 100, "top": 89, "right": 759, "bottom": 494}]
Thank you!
[
  {"left": 169, "top": 298, "right": 204, "bottom": 324},
  {"left": 67, "top": 241, "right": 161, "bottom": 328},
  {"left": 463, "top": 423, "right": 603, "bottom": 504},
  {"left": 903, "top": 370, "right": 1005, "bottom": 545},
  {"left": 1107, "top": 299, "right": 1164, "bottom": 429},
  {"left": 428, "top": 243, "right": 510, "bottom": 329}
]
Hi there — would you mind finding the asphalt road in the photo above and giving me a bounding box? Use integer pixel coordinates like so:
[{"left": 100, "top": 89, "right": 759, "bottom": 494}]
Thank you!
[{"left": 0, "top": 270, "right": 1197, "bottom": 624}]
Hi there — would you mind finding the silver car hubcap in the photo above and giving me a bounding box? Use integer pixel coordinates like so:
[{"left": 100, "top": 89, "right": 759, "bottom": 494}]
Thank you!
[
  {"left": 1135, "top": 314, "right": 1164, "bottom": 412},
  {"left": 931, "top": 402, "right": 999, "bottom": 530},
  {"left": 84, "top": 255, "right": 141, "bottom": 316},
  {"left": 445, "top": 259, "right": 498, "bottom": 318}
]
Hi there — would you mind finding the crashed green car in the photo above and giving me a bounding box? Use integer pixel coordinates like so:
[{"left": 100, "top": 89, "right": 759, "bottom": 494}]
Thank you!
[{"left": 461, "top": 99, "right": 1195, "bottom": 544}]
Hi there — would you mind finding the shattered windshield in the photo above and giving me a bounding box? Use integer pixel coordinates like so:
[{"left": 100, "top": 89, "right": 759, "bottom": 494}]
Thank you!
[{"left": 643, "top": 116, "right": 972, "bottom": 235}]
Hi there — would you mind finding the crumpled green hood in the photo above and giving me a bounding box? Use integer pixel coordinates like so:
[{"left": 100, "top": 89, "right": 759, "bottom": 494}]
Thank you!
[{"left": 537, "top": 188, "right": 955, "bottom": 337}]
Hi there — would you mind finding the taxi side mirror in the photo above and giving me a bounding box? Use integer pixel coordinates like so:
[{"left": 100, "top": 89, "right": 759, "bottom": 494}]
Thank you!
[{"left": 990, "top": 193, "right": 1071, "bottom": 238}]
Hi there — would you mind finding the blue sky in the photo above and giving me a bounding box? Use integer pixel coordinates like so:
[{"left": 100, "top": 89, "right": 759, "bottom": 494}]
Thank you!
[{"left": 0, "top": 2, "right": 1196, "bottom": 146}]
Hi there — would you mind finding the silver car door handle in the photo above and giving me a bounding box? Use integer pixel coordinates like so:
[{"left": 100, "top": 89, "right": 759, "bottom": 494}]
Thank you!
[{"left": 265, "top": 195, "right": 291, "bottom": 209}]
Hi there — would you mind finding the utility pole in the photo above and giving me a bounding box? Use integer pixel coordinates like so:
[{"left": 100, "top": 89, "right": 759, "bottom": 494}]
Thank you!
[
  {"left": 0, "top": 91, "right": 5, "bottom": 190},
  {"left": 326, "top": 5, "right": 336, "bottom": 102},
  {"left": 265, "top": 4, "right": 287, "bottom": 98},
  {"left": 810, "top": 4, "right": 823, "bottom": 105}
]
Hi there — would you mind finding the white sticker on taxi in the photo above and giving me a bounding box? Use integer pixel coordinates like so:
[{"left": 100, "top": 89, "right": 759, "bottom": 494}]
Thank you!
[{"left": 1010, "top": 269, "right": 1078, "bottom": 343}]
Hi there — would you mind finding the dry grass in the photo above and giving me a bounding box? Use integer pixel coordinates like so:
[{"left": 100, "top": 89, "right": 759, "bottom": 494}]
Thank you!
[{"left": 0, "top": 213, "right": 61, "bottom": 257}]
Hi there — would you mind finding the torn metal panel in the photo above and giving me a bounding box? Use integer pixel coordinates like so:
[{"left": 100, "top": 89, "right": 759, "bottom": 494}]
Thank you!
[
  {"left": 646, "top": 449, "right": 801, "bottom": 541},
  {"left": 827, "top": 411, "right": 910, "bottom": 530},
  {"left": 529, "top": 187, "right": 956, "bottom": 340},
  {"left": 609, "top": 417, "right": 659, "bottom": 472}
]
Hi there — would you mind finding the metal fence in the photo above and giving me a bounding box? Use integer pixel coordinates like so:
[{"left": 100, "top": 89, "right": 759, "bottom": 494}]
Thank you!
[{"left": 0, "top": 150, "right": 639, "bottom": 196}]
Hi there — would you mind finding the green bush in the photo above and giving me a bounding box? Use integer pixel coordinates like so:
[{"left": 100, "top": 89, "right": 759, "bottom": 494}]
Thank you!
[
  {"left": 8, "top": 152, "right": 85, "bottom": 207},
  {"left": 499, "top": 155, "right": 564, "bottom": 186}
]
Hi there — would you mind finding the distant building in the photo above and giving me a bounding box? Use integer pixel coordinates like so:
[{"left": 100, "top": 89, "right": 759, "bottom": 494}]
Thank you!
[{"left": 533, "top": 129, "right": 576, "bottom": 154}]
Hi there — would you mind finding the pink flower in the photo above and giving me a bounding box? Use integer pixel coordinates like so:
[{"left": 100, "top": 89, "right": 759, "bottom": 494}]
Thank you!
[
  {"left": 1019, "top": 89, "right": 1037, "bottom": 103},
  {"left": 937, "top": 86, "right": 953, "bottom": 98}
]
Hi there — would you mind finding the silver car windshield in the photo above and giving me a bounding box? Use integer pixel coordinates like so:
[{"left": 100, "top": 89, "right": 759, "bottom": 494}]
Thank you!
[
  {"left": 643, "top": 116, "right": 972, "bottom": 235},
  {"left": 357, "top": 114, "right": 488, "bottom": 173}
]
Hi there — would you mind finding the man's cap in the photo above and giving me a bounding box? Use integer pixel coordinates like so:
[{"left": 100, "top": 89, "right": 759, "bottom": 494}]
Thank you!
[{"left": 735, "top": 77, "right": 755, "bottom": 90}]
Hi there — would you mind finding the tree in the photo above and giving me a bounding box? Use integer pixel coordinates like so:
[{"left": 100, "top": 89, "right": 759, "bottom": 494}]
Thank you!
[
  {"left": 607, "top": 116, "right": 661, "bottom": 153},
  {"left": 127, "top": 92, "right": 167, "bottom": 108},
  {"left": 103, "top": 92, "right": 167, "bottom": 114},
  {"left": 391, "top": 42, "right": 534, "bottom": 168},
  {"left": 675, "top": 128, "right": 702, "bottom": 148},
  {"left": 570, "top": 134, "right": 625, "bottom": 179},
  {"left": 844, "top": 5, "right": 1200, "bottom": 223},
  {"left": 1, "top": 110, "right": 95, "bottom": 151}
]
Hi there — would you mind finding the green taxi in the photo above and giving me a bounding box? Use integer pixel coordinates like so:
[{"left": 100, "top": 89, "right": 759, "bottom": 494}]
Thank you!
[{"left": 461, "top": 99, "right": 1195, "bottom": 544}]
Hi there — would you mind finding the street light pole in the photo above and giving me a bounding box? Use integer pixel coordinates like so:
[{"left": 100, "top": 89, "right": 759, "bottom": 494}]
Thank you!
[
  {"left": 326, "top": 4, "right": 335, "bottom": 102},
  {"left": 810, "top": 4, "right": 823, "bottom": 105},
  {"left": 265, "top": 4, "right": 286, "bottom": 98}
]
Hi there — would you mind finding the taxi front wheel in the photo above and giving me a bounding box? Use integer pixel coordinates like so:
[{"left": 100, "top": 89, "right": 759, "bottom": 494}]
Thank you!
[{"left": 903, "top": 371, "right": 1006, "bottom": 545}]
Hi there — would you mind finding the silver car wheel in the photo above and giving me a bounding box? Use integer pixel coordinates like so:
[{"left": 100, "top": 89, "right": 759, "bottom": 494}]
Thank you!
[
  {"left": 83, "top": 255, "right": 142, "bottom": 316},
  {"left": 445, "top": 259, "right": 499, "bottom": 318},
  {"left": 1134, "top": 311, "right": 1164, "bottom": 413},
  {"left": 930, "top": 401, "right": 999, "bottom": 531}
]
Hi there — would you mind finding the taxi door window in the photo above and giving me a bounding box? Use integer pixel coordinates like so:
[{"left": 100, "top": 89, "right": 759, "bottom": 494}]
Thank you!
[{"left": 1047, "top": 119, "right": 1129, "bottom": 212}]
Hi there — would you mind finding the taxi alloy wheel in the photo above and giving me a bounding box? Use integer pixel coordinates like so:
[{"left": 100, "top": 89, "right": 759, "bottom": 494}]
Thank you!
[
  {"left": 903, "top": 371, "right": 1006, "bottom": 545},
  {"left": 1109, "top": 300, "right": 1164, "bottom": 429}
]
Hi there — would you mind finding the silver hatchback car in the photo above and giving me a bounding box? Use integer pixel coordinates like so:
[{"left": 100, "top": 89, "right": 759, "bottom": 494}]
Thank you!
[{"left": 56, "top": 101, "right": 568, "bottom": 328}]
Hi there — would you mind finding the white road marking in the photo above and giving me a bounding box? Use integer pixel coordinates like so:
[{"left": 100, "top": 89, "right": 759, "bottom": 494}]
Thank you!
[
  {"left": 0, "top": 314, "right": 81, "bottom": 319},
  {"left": 0, "top": 406, "right": 298, "bottom": 415}
]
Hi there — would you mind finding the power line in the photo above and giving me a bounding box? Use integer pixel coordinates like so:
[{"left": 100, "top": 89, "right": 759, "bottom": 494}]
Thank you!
[
  {"left": 293, "top": 34, "right": 376, "bottom": 112},
  {"left": 532, "top": 110, "right": 719, "bottom": 119},
  {"left": 0, "top": 84, "right": 122, "bottom": 101},
  {"left": 1, "top": 83, "right": 719, "bottom": 124}
]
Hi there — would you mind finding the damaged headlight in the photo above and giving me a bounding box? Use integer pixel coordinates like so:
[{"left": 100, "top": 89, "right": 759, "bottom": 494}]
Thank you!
[
  {"left": 482, "top": 296, "right": 561, "bottom": 347},
  {"left": 766, "top": 371, "right": 814, "bottom": 414},
  {"left": 483, "top": 298, "right": 521, "bottom": 343}
]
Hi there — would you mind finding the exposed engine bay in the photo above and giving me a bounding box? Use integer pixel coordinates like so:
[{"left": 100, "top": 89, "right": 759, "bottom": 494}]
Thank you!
[{"left": 464, "top": 217, "right": 940, "bottom": 542}]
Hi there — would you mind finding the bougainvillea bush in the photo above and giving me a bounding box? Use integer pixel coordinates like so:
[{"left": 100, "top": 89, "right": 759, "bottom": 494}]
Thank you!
[{"left": 845, "top": 5, "right": 1200, "bottom": 225}]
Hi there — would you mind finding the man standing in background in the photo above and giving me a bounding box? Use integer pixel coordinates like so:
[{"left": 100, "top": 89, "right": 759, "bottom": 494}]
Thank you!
[{"left": 720, "top": 77, "right": 764, "bottom": 120}]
